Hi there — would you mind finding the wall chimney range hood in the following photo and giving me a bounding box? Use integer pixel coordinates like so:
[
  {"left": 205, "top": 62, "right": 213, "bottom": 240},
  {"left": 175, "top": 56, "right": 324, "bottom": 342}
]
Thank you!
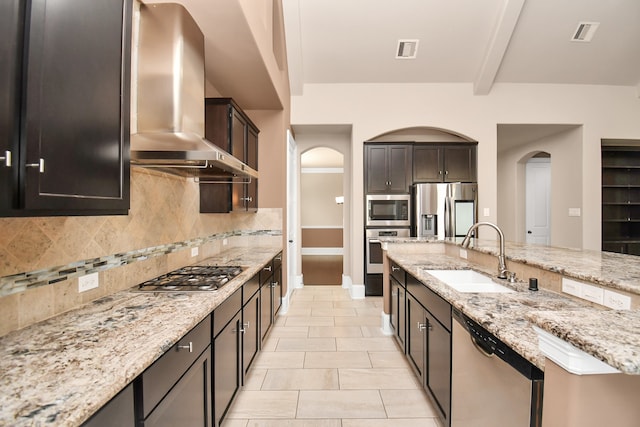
[{"left": 130, "top": 3, "right": 257, "bottom": 180}]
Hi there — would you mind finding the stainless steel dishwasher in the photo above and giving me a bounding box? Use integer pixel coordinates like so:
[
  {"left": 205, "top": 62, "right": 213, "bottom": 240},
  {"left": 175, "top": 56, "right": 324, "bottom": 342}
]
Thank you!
[{"left": 451, "top": 308, "right": 544, "bottom": 427}]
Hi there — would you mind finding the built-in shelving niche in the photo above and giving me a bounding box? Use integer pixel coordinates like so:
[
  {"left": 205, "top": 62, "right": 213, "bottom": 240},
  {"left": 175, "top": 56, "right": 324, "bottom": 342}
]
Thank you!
[{"left": 602, "top": 139, "right": 640, "bottom": 255}]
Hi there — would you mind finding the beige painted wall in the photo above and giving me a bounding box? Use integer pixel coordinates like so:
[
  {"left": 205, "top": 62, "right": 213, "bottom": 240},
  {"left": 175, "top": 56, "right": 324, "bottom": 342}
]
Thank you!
[
  {"left": 290, "top": 82, "right": 640, "bottom": 285},
  {"left": 498, "top": 126, "right": 583, "bottom": 248},
  {"left": 300, "top": 173, "right": 343, "bottom": 226}
]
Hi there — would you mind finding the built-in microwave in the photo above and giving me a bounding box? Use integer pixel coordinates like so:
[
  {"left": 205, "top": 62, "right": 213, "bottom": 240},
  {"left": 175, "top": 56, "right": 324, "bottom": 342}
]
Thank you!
[{"left": 366, "top": 194, "right": 411, "bottom": 227}]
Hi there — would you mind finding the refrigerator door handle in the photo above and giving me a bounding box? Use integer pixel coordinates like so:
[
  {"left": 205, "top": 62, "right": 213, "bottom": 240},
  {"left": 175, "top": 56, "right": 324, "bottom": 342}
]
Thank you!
[{"left": 444, "top": 195, "right": 452, "bottom": 238}]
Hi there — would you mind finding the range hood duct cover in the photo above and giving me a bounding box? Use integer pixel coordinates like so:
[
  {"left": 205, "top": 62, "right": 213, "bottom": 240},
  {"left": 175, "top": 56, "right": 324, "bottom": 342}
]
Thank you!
[{"left": 131, "top": 3, "right": 257, "bottom": 179}]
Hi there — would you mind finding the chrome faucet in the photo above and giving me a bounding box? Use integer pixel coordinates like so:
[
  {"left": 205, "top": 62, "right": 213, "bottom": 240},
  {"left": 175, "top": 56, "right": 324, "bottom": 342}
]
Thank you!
[{"left": 461, "top": 222, "right": 508, "bottom": 279}]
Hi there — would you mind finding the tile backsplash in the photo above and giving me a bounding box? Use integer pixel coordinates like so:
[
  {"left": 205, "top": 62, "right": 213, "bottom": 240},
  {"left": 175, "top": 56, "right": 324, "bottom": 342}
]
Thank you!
[{"left": 0, "top": 167, "right": 282, "bottom": 336}]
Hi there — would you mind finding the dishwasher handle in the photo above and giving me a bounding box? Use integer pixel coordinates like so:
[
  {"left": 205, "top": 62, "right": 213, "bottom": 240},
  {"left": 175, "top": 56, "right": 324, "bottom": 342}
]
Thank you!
[{"left": 471, "top": 335, "right": 495, "bottom": 357}]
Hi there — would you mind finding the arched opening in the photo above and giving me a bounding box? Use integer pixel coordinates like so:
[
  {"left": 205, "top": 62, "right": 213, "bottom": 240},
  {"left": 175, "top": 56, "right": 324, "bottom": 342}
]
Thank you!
[{"left": 300, "top": 147, "right": 345, "bottom": 286}]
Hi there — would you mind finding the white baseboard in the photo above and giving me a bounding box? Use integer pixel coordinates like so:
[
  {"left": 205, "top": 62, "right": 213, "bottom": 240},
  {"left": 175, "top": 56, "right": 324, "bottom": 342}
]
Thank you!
[
  {"left": 349, "top": 283, "right": 365, "bottom": 299},
  {"left": 279, "top": 288, "right": 291, "bottom": 315},
  {"left": 380, "top": 311, "right": 393, "bottom": 336},
  {"left": 294, "top": 274, "right": 304, "bottom": 289},
  {"left": 341, "top": 274, "right": 351, "bottom": 289}
]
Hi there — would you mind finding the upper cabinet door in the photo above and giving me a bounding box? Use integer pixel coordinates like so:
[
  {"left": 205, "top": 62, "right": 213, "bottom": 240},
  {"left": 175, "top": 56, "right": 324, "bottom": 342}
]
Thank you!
[
  {"left": 21, "top": 0, "right": 131, "bottom": 213},
  {"left": 413, "top": 146, "right": 443, "bottom": 183},
  {"left": 0, "top": 0, "right": 24, "bottom": 213},
  {"left": 443, "top": 146, "right": 476, "bottom": 182},
  {"left": 387, "top": 145, "right": 412, "bottom": 193},
  {"left": 365, "top": 144, "right": 412, "bottom": 194}
]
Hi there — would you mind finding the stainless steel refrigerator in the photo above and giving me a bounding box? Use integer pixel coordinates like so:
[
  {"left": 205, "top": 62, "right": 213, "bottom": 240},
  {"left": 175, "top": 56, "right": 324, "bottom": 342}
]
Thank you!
[{"left": 414, "top": 183, "right": 478, "bottom": 239}]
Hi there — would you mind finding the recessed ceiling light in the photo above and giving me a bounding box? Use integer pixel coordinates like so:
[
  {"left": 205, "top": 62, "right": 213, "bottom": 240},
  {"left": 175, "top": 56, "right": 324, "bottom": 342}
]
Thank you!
[
  {"left": 396, "top": 39, "right": 419, "bottom": 59},
  {"left": 571, "top": 22, "right": 600, "bottom": 42}
]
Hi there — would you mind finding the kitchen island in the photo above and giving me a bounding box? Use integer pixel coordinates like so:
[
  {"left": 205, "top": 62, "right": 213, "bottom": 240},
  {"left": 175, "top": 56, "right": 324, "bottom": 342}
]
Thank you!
[
  {"left": 383, "top": 237, "right": 640, "bottom": 426},
  {"left": 0, "top": 244, "right": 281, "bottom": 426}
]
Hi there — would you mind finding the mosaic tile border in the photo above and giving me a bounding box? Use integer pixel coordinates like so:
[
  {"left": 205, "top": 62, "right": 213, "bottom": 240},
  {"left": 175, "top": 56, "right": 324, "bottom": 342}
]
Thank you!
[{"left": 0, "top": 229, "right": 282, "bottom": 298}]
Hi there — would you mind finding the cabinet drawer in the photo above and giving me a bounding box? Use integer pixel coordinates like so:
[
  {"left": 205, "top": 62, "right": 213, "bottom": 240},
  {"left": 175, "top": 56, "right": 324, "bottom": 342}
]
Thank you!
[
  {"left": 407, "top": 274, "right": 451, "bottom": 331},
  {"left": 243, "top": 274, "right": 259, "bottom": 304},
  {"left": 273, "top": 252, "right": 282, "bottom": 272},
  {"left": 390, "top": 261, "right": 405, "bottom": 286},
  {"left": 260, "top": 262, "right": 274, "bottom": 286},
  {"left": 213, "top": 287, "right": 242, "bottom": 337},
  {"left": 141, "top": 315, "right": 211, "bottom": 418}
]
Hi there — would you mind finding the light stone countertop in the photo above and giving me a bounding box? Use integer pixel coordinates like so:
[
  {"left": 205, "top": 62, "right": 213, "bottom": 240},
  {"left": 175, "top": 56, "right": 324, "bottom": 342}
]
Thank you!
[
  {"left": 384, "top": 238, "right": 640, "bottom": 375},
  {"left": 0, "top": 245, "right": 281, "bottom": 427}
]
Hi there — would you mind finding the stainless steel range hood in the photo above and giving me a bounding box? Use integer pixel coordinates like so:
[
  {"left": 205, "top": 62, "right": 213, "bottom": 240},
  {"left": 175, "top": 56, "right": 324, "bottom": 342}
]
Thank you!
[{"left": 130, "top": 3, "right": 257, "bottom": 180}]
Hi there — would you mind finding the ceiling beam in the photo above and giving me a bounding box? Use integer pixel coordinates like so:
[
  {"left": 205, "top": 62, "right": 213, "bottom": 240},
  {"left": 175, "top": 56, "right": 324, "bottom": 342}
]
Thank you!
[
  {"left": 283, "top": 0, "right": 304, "bottom": 96},
  {"left": 474, "top": 0, "right": 526, "bottom": 95}
]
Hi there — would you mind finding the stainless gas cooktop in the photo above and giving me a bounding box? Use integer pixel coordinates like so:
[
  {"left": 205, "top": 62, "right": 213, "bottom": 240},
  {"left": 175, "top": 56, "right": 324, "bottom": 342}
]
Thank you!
[{"left": 135, "top": 265, "right": 243, "bottom": 292}]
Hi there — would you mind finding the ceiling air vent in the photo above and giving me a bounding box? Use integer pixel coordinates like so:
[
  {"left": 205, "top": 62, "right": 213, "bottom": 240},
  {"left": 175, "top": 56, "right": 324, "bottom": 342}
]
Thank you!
[
  {"left": 571, "top": 22, "right": 600, "bottom": 42},
  {"left": 396, "top": 39, "right": 419, "bottom": 59}
]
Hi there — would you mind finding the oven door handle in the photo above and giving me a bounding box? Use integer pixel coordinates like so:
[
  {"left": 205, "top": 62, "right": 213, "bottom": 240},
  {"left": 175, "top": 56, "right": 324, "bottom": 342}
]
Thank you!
[{"left": 369, "top": 239, "right": 381, "bottom": 244}]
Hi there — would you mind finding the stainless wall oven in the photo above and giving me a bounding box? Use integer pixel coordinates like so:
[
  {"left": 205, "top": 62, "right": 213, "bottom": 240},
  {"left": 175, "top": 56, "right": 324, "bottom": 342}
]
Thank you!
[
  {"left": 366, "top": 194, "right": 411, "bottom": 227},
  {"left": 365, "top": 228, "right": 410, "bottom": 274}
]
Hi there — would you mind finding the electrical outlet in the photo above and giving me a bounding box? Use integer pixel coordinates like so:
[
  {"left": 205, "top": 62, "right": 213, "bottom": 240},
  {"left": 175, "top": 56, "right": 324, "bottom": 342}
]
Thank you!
[
  {"left": 223, "top": 238, "right": 228, "bottom": 246},
  {"left": 459, "top": 248, "right": 468, "bottom": 259},
  {"left": 191, "top": 247, "right": 199, "bottom": 257},
  {"left": 568, "top": 208, "right": 581, "bottom": 217},
  {"left": 79, "top": 272, "right": 99, "bottom": 293},
  {"left": 603, "top": 290, "right": 631, "bottom": 310},
  {"left": 581, "top": 283, "right": 604, "bottom": 305},
  {"left": 483, "top": 208, "right": 490, "bottom": 217},
  {"left": 561, "top": 277, "right": 582, "bottom": 298}
]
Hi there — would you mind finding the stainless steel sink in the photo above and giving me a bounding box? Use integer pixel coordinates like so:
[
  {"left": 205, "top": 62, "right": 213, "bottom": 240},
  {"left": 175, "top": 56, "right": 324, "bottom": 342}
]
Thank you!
[{"left": 424, "top": 269, "right": 515, "bottom": 293}]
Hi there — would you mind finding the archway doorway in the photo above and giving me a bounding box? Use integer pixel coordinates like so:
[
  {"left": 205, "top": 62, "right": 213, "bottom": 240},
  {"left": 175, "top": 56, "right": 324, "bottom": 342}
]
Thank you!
[{"left": 300, "top": 147, "right": 344, "bottom": 285}]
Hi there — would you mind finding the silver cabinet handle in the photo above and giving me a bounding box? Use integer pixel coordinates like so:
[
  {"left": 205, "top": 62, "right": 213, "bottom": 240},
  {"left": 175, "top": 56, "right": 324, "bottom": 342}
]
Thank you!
[
  {"left": 275, "top": 256, "right": 282, "bottom": 261},
  {"left": 418, "top": 322, "right": 427, "bottom": 331},
  {"left": 243, "top": 321, "right": 250, "bottom": 330},
  {"left": 177, "top": 341, "right": 193, "bottom": 353},
  {"left": 26, "top": 158, "right": 45, "bottom": 173},
  {"left": 270, "top": 281, "right": 278, "bottom": 288},
  {"left": 241, "top": 197, "right": 253, "bottom": 202},
  {"left": 263, "top": 265, "right": 272, "bottom": 272},
  {"left": 0, "top": 151, "right": 11, "bottom": 167},
  {"left": 391, "top": 266, "right": 400, "bottom": 272},
  {"left": 234, "top": 327, "right": 246, "bottom": 334}
]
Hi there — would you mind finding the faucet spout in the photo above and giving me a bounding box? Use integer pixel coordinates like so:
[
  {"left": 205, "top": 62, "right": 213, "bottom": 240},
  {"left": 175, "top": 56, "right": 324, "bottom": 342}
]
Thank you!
[{"left": 461, "top": 222, "right": 508, "bottom": 279}]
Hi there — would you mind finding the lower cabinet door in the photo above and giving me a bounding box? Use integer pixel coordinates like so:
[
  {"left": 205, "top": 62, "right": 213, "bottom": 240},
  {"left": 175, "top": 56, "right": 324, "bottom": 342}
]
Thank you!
[
  {"left": 260, "top": 286, "right": 272, "bottom": 343},
  {"left": 425, "top": 311, "right": 451, "bottom": 423},
  {"left": 406, "top": 294, "right": 425, "bottom": 382},
  {"left": 144, "top": 348, "right": 212, "bottom": 427},
  {"left": 214, "top": 313, "right": 241, "bottom": 426},
  {"left": 243, "top": 291, "right": 260, "bottom": 381}
]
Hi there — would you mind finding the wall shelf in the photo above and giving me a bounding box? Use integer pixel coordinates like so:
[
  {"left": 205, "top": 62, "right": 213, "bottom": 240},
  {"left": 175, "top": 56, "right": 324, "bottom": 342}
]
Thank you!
[{"left": 601, "top": 142, "right": 640, "bottom": 255}]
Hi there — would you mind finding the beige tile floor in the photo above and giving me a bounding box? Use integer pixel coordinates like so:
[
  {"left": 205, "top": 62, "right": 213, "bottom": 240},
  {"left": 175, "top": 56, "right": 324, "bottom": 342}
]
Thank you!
[{"left": 224, "top": 285, "right": 441, "bottom": 427}]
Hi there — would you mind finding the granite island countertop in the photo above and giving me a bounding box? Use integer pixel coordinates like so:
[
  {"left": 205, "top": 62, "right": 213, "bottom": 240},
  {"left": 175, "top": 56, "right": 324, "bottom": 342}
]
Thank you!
[
  {"left": 0, "top": 244, "right": 281, "bottom": 427},
  {"left": 384, "top": 238, "right": 640, "bottom": 375}
]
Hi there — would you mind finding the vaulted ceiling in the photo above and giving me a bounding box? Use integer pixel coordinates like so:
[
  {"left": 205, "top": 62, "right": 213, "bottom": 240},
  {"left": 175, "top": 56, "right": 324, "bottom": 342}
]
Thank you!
[{"left": 283, "top": 0, "right": 640, "bottom": 96}]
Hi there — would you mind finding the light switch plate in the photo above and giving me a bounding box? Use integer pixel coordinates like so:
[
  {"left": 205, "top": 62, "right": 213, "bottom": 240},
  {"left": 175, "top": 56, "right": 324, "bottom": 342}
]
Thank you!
[
  {"left": 568, "top": 208, "right": 581, "bottom": 217},
  {"left": 79, "top": 272, "right": 99, "bottom": 293},
  {"left": 580, "top": 283, "right": 604, "bottom": 305},
  {"left": 191, "top": 247, "right": 199, "bottom": 257},
  {"left": 483, "top": 208, "right": 490, "bottom": 217},
  {"left": 561, "top": 277, "right": 582, "bottom": 298}
]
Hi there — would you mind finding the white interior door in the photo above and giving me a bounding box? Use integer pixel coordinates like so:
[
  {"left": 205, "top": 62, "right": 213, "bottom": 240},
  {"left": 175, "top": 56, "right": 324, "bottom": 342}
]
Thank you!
[
  {"left": 286, "top": 130, "right": 300, "bottom": 294},
  {"left": 525, "top": 158, "right": 551, "bottom": 245}
]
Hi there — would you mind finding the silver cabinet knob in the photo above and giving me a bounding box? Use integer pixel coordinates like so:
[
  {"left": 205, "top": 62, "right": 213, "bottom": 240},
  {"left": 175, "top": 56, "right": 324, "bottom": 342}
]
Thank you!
[
  {"left": 26, "top": 158, "right": 45, "bottom": 173},
  {"left": 177, "top": 342, "right": 193, "bottom": 353},
  {"left": 0, "top": 151, "right": 11, "bottom": 167}
]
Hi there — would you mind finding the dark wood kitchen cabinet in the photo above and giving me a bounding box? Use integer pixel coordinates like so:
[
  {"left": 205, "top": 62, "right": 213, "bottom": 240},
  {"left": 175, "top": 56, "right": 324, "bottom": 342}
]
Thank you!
[
  {"left": 200, "top": 98, "right": 259, "bottom": 213},
  {"left": 260, "top": 261, "right": 275, "bottom": 343},
  {"left": 389, "top": 261, "right": 406, "bottom": 352},
  {"left": 82, "top": 384, "right": 135, "bottom": 427},
  {"left": 213, "top": 287, "right": 242, "bottom": 427},
  {"left": 137, "top": 316, "right": 212, "bottom": 427},
  {"left": 406, "top": 274, "right": 452, "bottom": 426},
  {"left": 413, "top": 144, "right": 477, "bottom": 183},
  {"left": 364, "top": 143, "right": 412, "bottom": 194},
  {"left": 271, "top": 252, "right": 283, "bottom": 318},
  {"left": 1, "top": 0, "right": 131, "bottom": 216},
  {"left": 242, "top": 274, "right": 261, "bottom": 382}
]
